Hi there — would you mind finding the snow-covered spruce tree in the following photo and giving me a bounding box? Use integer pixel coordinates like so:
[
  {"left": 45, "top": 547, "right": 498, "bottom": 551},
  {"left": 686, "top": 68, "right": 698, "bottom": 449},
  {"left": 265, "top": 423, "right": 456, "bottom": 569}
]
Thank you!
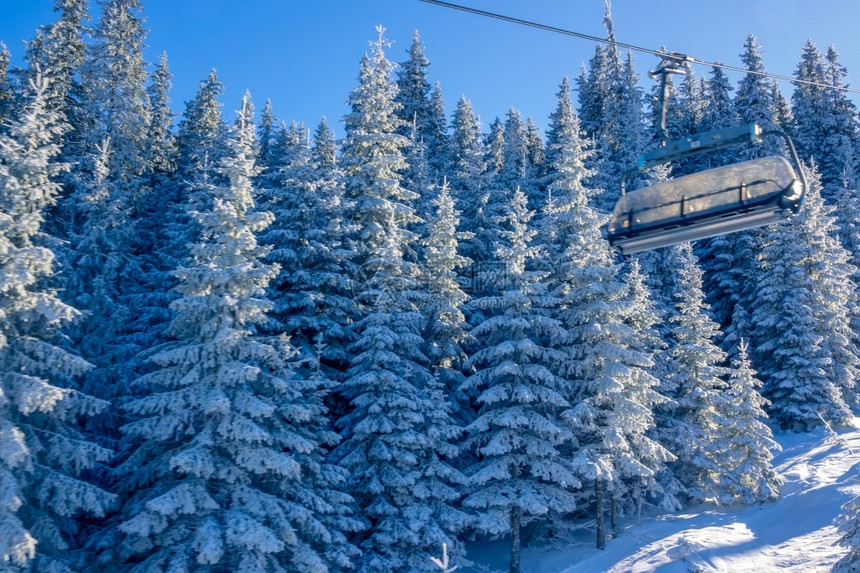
[
  {"left": 62, "top": 0, "right": 151, "bottom": 411},
  {"left": 119, "top": 52, "right": 179, "bottom": 362},
  {"left": 472, "top": 114, "right": 523, "bottom": 272},
  {"left": 524, "top": 117, "right": 544, "bottom": 181},
  {"left": 393, "top": 34, "right": 449, "bottom": 184},
  {"left": 462, "top": 188, "right": 578, "bottom": 571},
  {"left": 62, "top": 135, "right": 137, "bottom": 421},
  {"left": 622, "top": 258, "right": 682, "bottom": 513},
  {"left": 395, "top": 31, "right": 431, "bottom": 137},
  {"left": 401, "top": 119, "right": 434, "bottom": 241},
  {"left": 835, "top": 487, "right": 860, "bottom": 572},
  {"left": 791, "top": 44, "right": 860, "bottom": 346},
  {"left": 24, "top": 0, "right": 90, "bottom": 242},
  {"left": 717, "top": 338, "right": 781, "bottom": 504},
  {"left": 175, "top": 70, "right": 227, "bottom": 184},
  {"left": 735, "top": 34, "right": 783, "bottom": 160},
  {"left": 630, "top": 165, "right": 682, "bottom": 323},
  {"left": 584, "top": 2, "right": 646, "bottom": 213},
  {"left": 259, "top": 117, "right": 357, "bottom": 377},
  {"left": 537, "top": 85, "right": 670, "bottom": 547},
  {"left": 497, "top": 108, "right": 539, "bottom": 211},
  {"left": 820, "top": 46, "right": 859, "bottom": 197},
  {"left": 107, "top": 93, "right": 360, "bottom": 572},
  {"left": 0, "top": 74, "right": 114, "bottom": 572},
  {"left": 448, "top": 95, "right": 486, "bottom": 268},
  {"left": 791, "top": 39, "right": 828, "bottom": 170},
  {"left": 426, "top": 81, "right": 449, "bottom": 182},
  {"left": 576, "top": 0, "right": 618, "bottom": 143},
  {"left": 659, "top": 243, "right": 738, "bottom": 504},
  {"left": 143, "top": 52, "right": 176, "bottom": 181},
  {"left": 22, "top": 0, "right": 88, "bottom": 142},
  {"left": 751, "top": 166, "right": 857, "bottom": 429},
  {"left": 700, "top": 37, "right": 784, "bottom": 359},
  {"left": 670, "top": 67, "right": 708, "bottom": 177},
  {"left": 448, "top": 95, "right": 484, "bottom": 194},
  {"left": 695, "top": 64, "right": 748, "bottom": 345},
  {"left": 80, "top": 0, "right": 151, "bottom": 197},
  {"left": 420, "top": 182, "right": 474, "bottom": 425},
  {"left": 0, "top": 44, "right": 12, "bottom": 126},
  {"left": 331, "top": 28, "right": 468, "bottom": 572},
  {"left": 256, "top": 99, "right": 277, "bottom": 178}
]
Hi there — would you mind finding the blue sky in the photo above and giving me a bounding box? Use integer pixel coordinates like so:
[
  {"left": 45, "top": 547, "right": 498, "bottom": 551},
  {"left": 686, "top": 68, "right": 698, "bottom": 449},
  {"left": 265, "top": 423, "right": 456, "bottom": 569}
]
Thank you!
[{"left": 2, "top": 0, "right": 860, "bottom": 137}]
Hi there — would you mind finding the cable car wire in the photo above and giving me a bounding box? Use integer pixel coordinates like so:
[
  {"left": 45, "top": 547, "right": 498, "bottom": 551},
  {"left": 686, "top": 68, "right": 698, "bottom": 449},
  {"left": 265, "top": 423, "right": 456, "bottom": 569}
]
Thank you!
[{"left": 417, "top": 0, "right": 860, "bottom": 95}]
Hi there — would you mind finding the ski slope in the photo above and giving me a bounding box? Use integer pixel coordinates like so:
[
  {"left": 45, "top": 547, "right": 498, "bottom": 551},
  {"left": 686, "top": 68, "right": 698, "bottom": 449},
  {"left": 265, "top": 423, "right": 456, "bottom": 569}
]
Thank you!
[{"left": 465, "top": 419, "right": 860, "bottom": 572}]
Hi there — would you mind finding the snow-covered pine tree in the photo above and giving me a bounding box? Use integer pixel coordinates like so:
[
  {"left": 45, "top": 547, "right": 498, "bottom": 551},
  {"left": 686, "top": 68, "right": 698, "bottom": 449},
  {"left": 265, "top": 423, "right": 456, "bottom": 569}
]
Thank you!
[
  {"left": 576, "top": 0, "right": 618, "bottom": 142},
  {"left": 426, "top": 81, "right": 449, "bottom": 182},
  {"left": 176, "top": 70, "right": 227, "bottom": 183},
  {"left": 472, "top": 113, "right": 527, "bottom": 272},
  {"left": 523, "top": 117, "right": 545, "bottom": 195},
  {"left": 143, "top": 52, "right": 176, "bottom": 181},
  {"left": 0, "top": 44, "right": 12, "bottom": 126},
  {"left": 259, "top": 117, "right": 357, "bottom": 379},
  {"left": 0, "top": 73, "right": 114, "bottom": 572},
  {"left": 791, "top": 40, "right": 828, "bottom": 170},
  {"left": 402, "top": 116, "right": 435, "bottom": 240},
  {"left": 393, "top": 34, "right": 448, "bottom": 185},
  {"left": 62, "top": 134, "right": 137, "bottom": 416},
  {"left": 462, "top": 187, "right": 578, "bottom": 570},
  {"left": 622, "top": 258, "right": 681, "bottom": 514},
  {"left": 538, "top": 83, "right": 670, "bottom": 546},
  {"left": 80, "top": 0, "right": 151, "bottom": 197},
  {"left": 696, "top": 64, "right": 741, "bottom": 323},
  {"left": 543, "top": 77, "right": 575, "bottom": 186},
  {"left": 835, "top": 487, "right": 860, "bottom": 572},
  {"left": 595, "top": 51, "right": 646, "bottom": 213},
  {"left": 700, "top": 36, "right": 783, "bottom": 359},
  {"left": 791, "top": 43, "right": 860, "bottom": 352},
  {"left": 108, "top": 93, "right": 361, "bottom": 572},
  {"left": 256, "top": 99, "right": 278, "bottom": 177},
  {"left": 395, "top": 30, "right": 432, "bottom": 139},
  {"left": 735, "top": 34, "right": 783, "bottom": 160},
  {"left": 448, "top": 95, "right": 486, "bottom": 268},
  {"left": 22, "top": 0, "right": 89, "bottom": 139},
  {"left": 751, "top": 165, "right": 858, "bottom": 428},
  {"left": 24, "top": 0, "right": 90, "bottom": 241},
  {"left": 498, "top": 108, "right": 538, "bottom": 209},
  {"left": 659, "top": 243, "right": 737, "bottom": 504},
  {"left": 718, "top": 338, "right": 781, "bottom": 504},
  {"left": 61, "top": 0, "right": 152, "bottom": 413},
  {"left": 820, "top": 46, "right": 859, "bottom": 198},
  {"left": 120, "top": 52, "right": 179, "bottom": 380},
  {"left": 584, "top": 1, "right": 646, "bottom": 213},
  {"left": 332, "top": 28, "right": 468, "bottom": 572},
  {"left": 670, "top": 67, "right": 708, "bottom": 177},
  {"left": 420, "top": 182, "right": 474, "bottom": 425}
]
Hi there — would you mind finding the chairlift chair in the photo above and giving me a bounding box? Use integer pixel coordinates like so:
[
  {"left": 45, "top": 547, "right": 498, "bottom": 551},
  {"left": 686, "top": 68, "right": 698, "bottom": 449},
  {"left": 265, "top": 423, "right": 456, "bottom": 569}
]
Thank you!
[{"left": 607, "top": 55, "right": 807, "bottom": 256}]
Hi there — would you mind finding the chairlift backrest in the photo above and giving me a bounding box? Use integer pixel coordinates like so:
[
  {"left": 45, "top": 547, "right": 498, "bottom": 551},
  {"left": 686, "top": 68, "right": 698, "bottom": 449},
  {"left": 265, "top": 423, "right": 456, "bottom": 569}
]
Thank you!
[{"left": 608, "top": 155, "right": 804, "bottom": 255}]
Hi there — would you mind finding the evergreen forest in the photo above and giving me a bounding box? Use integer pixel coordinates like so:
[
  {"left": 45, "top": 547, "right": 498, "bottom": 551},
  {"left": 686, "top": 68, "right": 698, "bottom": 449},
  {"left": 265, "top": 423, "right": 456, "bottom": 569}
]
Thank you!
[{"left": 2, "top": 1, "right": 860, "bottom": 571}]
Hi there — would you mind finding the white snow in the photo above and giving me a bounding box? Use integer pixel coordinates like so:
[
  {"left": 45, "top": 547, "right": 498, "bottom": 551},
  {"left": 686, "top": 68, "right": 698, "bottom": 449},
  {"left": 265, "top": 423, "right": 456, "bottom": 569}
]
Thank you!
[{"left": 464, "top": 418, "right": 860, "bottom": 572}]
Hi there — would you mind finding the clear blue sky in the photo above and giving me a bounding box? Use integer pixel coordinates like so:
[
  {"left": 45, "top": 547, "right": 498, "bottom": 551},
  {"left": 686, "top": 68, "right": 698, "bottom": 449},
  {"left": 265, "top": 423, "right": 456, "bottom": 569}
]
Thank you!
[{"left": 2, "top": 0, "right": 860, "bottom": 137}]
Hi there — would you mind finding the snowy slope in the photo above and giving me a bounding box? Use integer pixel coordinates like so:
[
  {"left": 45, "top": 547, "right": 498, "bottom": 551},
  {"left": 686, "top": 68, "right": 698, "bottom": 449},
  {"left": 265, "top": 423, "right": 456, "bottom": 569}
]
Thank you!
[{"left": 464, "top": 419, "right": 860, "bottom": 572}]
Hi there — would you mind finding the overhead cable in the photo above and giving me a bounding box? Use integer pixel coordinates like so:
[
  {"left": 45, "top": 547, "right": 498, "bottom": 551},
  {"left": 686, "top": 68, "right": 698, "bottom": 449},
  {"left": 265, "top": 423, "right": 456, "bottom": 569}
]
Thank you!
[{"left": 417, "top": 0, "right": 860, "bottom": 95}]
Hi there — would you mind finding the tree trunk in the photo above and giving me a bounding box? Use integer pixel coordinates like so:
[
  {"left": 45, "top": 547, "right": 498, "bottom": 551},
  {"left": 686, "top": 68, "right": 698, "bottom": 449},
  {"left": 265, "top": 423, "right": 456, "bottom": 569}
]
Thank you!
[
  {"left": 510, "top": 505, "right": 522, "bottom": 573},
  {"left": 636, "top": 484, "right": 643, "bottom": 527},
  {"left": 611, "top": 491, "right": 618, "bottom": 538},
  {"left": 596, "top": 481, "right": 605, "bottom": 550}
]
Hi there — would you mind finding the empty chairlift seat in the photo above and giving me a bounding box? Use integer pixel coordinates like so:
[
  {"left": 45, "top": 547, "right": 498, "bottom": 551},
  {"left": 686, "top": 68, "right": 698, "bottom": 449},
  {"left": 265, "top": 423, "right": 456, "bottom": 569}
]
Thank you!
[{"left": 607, "top": 155, "right": 804, "bottom": 255}]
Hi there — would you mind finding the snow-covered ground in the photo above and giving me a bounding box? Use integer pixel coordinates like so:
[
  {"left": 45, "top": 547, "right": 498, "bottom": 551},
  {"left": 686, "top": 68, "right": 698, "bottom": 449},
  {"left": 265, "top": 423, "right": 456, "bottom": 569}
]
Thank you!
[{"left": 464, "top": 419, "right": 860, "bottom": 572}]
